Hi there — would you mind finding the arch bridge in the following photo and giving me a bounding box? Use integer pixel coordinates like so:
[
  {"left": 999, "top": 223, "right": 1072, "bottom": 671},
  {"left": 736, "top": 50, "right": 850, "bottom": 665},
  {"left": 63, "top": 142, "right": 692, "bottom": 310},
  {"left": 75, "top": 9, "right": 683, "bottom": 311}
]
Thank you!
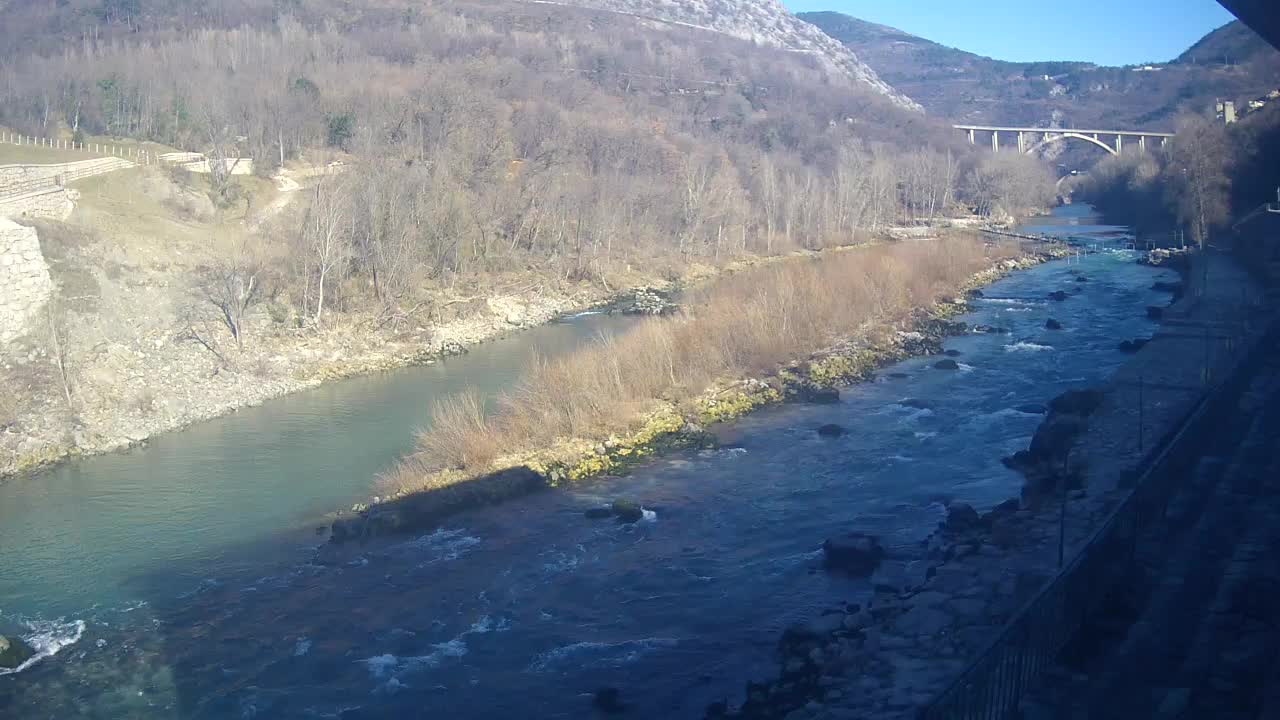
[{"left": 954, "top": 125, "right": 1175, "bottom": 156}]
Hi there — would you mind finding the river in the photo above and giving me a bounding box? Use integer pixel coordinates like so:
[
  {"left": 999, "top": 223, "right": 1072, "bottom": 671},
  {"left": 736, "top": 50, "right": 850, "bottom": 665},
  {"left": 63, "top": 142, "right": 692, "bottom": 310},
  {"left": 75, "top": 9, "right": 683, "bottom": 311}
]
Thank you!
[{"left": 0, "top": 206, "right": 1177, "bottom": 719}]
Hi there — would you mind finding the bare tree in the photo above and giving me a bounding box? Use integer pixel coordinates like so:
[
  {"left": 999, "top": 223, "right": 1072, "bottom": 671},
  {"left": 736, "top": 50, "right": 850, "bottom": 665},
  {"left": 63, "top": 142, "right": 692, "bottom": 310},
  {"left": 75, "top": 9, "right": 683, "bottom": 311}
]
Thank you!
[
  {"left": 1164, "top": 114, "right": 1232, "bottom": 248},
  {"left": 198, "top": 242, "right": 263, "bottom": 348},
  {"left": 46, "top": 301, "right": 74, "bottom": 409},
  {"left": 296, "top": 174, "right": 352, "bottom": 326}
]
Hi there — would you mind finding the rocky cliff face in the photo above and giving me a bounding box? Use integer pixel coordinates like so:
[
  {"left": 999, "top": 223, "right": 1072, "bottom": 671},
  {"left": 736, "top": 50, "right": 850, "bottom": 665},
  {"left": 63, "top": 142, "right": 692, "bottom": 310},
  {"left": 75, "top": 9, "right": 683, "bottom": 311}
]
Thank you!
[{"left": 544, "top": 0, "right": 922, "bottom": 111}]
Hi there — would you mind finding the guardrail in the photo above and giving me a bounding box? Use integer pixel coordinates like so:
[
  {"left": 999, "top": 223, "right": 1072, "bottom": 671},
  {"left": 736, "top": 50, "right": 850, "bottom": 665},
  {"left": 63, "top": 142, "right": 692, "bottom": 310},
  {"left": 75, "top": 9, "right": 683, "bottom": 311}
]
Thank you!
[
  {"left": 918, "top": 303, "right": 1276, "bottom": 720},
  {"left": 0, "top": 157, "right": 136, "bottom": 200}
]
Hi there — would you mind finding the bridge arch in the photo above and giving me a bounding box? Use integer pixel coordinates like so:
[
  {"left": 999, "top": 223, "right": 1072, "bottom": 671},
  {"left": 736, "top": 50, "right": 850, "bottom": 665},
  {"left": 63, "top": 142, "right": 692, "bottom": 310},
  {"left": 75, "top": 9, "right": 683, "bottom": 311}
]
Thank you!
[{"left": 1026, "top": 132, "right": 1118, "bottom": 157}]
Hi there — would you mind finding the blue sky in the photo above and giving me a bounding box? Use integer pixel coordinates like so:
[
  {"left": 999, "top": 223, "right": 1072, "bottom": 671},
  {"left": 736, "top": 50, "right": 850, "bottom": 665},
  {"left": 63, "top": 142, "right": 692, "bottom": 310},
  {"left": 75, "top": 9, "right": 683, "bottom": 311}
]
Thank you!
[{"left": 783, "top": 0, "right": 1237, "bottom": 66}]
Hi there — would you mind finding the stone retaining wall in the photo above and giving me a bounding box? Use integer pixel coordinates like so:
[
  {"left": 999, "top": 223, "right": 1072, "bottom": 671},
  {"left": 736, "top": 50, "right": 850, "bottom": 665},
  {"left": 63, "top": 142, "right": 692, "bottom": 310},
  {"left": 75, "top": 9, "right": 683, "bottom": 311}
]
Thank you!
[
  {"left": 0, "top": 187, "right": 75, "bottom": 221},
  {"left": 0, "top": 217, "right": 53, "bottom": 344}
]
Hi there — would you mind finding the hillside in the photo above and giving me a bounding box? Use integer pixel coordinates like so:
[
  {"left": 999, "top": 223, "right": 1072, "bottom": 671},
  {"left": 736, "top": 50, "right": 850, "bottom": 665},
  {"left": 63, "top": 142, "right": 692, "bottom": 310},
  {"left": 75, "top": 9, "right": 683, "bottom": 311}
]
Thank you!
[
  {"left": 543, "top": 0, "right": 920, "bottom": 110},
  {"left": 802, "top": 12, "right": 1280, "bottom": 131},
  {"left": 2, "top": 0, "right": 1055, "bottom": 476}
]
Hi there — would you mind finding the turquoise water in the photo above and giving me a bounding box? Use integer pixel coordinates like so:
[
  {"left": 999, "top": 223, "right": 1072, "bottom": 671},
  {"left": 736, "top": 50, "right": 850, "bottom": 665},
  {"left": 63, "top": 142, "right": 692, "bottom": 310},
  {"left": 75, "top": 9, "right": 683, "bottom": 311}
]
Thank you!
[{"left": 0, "top": 208, "right": 1177, "bottom": 718}]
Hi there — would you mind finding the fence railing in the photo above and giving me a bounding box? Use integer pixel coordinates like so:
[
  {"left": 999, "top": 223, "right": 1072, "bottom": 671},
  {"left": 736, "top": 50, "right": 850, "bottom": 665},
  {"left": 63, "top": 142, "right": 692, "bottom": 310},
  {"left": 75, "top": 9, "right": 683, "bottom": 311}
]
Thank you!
[
  {"left": 0, "top": 157, "right": 137, "bottom": 200},
  {"left": 918, "top": 303, "right": 1276, "bottom": 720},
  {"left": 1, "top": 131, "right": 156, "bottom": 165}
]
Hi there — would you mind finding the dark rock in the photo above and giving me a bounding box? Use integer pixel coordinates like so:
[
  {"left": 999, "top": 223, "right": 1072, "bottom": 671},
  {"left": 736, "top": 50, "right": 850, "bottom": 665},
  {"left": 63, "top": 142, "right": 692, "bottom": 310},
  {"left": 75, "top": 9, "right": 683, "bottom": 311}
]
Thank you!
[
  {"left": 1071, "top": 286, "right": 1084, "bottom": 294},
  {"left": 822, "top": 533, "right": 885, "bottom": 575},
  {"left": 1075, "top": 275, "right": 1089, "bottom": 282},
  {"left": 1048, "top": 291, "right": 1068, "bottom": 302},
  {"left": 611, "top": 500, "right": 644, "bottom": 524},
  {"left": 584, "top": 507, "right": 614, "bottom": 520},
  {"left": 1146, "top": 306, "right": 1164, "bottom": 320},
  {"left": 982, "top": 498, "right": 1021, "bottom": 527},
  {"left": 1029, "top": 413, "right": 1086, "bottom": 460},
  {"left": 0, "top": 635, "right": 34, "bottom": 670},
  {"left": 791, "top": 385, "right": 840, "bottom": 404},
  {"left": 944, "top": 502, "right": 982, "bottom": 533},
  {"left": 1044, "top": 318, "right": 1062, "bottom": 330},
  {"left": 944, "top": 349, "right": 963, "bottom": 357},
  {"left": 594, "top": 687, "right": 627, "bottom": 713},
  {"left": 898, "top": 398, "right": 932, "bottom": 410},
  {"left": 1118, "top": 338, "right": 1149, "bottom": 354},
  {"left": 1049, "top": 389, "right": 1105, "bottom": 416},
  {"left": 972, "top": 324, "right": 1011, "bottom": 335},
  {"left": 1016, "top": 403, "right": 1049, "bottom": 415},
  {"left": 967, "top": 289, "right": 985, "bottom": 299},
  {"left": 934, "top": 359, "right": 960, "bottom": 370},
  {"left": 888, "top": 372, "right": 910, "bottom": 379},
  {"left": 816, "top": 424, "right": 847, "bottom": 438}
]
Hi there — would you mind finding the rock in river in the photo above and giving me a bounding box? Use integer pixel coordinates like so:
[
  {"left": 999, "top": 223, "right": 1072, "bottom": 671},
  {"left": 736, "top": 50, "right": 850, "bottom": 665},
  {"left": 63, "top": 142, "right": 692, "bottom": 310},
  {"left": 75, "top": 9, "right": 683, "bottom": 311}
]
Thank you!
[
  {"left": 944, "top": 501, "right": 982, "bottom": 533},
  {"left": 594, "top": 687, "right": 627, "bottom": 713},
  {"left": 1118, "top": 338, "right": 1149, "bottom": 354},
  {"left": 1049, "top": 388, "right": 1105, "bottom": 416},
  {"left": 1048, "top": 290, "right": 1069, "bottom": 302},
  {"left": 611, "top": 500, "right": 644, "bottom": 524},
  {"left": 816, "top": 424, "right": 847, "bottom": 438},
  {"left": 934, "top": 359, "right": 960, "bottom": 370},
  {"left": 1044, "top": 318, "right": 1062, "bottom": 330},
  {"left": 822, "top": 533, "right": 885, "bottom": 575},
  {"left": 0, "top": 635, "right": 35, "bottom": 670}
]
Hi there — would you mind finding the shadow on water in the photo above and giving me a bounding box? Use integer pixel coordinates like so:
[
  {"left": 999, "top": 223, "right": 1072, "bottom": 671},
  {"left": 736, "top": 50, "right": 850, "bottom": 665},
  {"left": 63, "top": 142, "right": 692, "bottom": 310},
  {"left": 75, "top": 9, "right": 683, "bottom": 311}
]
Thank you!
[{"left": 1, "top": 208, "right": 1188, "bottom": 719}]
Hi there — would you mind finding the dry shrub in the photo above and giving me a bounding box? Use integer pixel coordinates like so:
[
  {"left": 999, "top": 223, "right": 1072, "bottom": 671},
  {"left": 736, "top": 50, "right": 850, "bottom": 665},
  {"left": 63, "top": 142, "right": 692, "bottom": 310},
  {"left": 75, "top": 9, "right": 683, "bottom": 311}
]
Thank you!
[{"left": 397, "top": 234, "right": 1018, "bottom": 487}]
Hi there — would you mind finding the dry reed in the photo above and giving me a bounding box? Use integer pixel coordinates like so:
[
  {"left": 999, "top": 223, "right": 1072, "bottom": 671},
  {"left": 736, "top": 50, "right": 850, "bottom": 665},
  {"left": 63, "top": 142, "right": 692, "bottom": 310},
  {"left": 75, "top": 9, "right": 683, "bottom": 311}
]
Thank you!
[{"left": 390, "top": 234, "right": 1019, "bottom": 490}]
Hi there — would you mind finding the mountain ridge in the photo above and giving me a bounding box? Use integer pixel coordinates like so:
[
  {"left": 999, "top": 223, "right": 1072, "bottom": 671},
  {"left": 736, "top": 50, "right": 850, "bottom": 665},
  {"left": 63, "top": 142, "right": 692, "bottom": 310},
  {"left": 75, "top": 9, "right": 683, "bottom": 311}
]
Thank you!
[
  {"left": 801, "top": 11, "right": 1280, "bottom": 130},
  {"left": 542, "top": 0, "right": 922, "bottom": 111}
]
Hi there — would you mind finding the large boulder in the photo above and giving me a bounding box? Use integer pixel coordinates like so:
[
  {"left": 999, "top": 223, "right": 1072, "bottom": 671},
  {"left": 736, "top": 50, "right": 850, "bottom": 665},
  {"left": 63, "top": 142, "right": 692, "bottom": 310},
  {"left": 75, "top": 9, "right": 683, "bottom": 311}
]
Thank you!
[
  {"left": 1029, "top": 413, "right": 1087, "bottom": 460},
  {"left": 1044, "top": 318, "right": 1062, "bottom": 330},
  {"left": 822, "top": 533, "right": 885, "bottom": 575},
  {"left": 1048, "top": 389, "right": 1105, "bottom": 417},
  {"left": 1048, "top": 291, "right": 1069, "bottom": 302},
  {"left": 944, "top": 501, "right": 982, "bottom": 534},
  {"left": 816, "top": 424, "right": 847, "bottom": 438},
  {"left": 934, "top": 359, "right": 960, "bottom": 370},
  {"left": 0, "top": 635, "right": 34, "bottom": 670},
  {"left": 611, "top": 500, "right": 645, "bottom": 524}
]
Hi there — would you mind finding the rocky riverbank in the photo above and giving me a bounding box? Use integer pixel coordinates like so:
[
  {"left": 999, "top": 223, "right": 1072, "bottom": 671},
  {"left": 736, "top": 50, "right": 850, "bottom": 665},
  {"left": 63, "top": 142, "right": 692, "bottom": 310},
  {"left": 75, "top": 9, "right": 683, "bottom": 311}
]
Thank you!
[
  {"left": 0, "top": 235, "right": 955, "bottom": 483},
  {"left": 323, "top": 243, "right": 1071, "bottom": 549},
  {"left": 702, "top": 250, "right": 1272, "bottom": 720}
]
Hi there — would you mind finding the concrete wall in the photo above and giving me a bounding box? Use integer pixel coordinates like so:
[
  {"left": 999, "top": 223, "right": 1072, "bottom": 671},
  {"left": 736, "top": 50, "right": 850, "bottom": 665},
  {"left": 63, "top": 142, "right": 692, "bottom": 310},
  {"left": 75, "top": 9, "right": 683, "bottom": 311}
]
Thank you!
[{"left": 0, "top": 217, "right": 54, "bottom": 344}]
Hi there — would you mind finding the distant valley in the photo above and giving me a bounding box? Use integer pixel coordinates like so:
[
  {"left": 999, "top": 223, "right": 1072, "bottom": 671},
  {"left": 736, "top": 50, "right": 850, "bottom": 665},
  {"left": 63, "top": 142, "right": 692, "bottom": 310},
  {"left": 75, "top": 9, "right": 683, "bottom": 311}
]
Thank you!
[{"left": 801, "top": 12, "right": 1280, "bottom": 130}]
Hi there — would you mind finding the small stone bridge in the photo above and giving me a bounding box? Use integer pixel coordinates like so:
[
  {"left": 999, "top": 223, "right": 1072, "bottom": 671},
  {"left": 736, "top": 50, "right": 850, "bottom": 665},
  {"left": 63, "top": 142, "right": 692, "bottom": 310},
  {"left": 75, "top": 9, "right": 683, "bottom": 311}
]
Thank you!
[{"left": 955, "top": 125, "right": 1176, "bottom": 156}]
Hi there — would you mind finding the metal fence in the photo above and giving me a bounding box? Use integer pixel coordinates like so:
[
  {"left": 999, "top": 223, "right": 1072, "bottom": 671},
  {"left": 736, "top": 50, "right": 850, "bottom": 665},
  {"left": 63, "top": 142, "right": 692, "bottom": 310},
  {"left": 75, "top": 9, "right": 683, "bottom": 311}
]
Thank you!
[{"left": 918, "top": 311, "right": 1277, "bottom": 720}]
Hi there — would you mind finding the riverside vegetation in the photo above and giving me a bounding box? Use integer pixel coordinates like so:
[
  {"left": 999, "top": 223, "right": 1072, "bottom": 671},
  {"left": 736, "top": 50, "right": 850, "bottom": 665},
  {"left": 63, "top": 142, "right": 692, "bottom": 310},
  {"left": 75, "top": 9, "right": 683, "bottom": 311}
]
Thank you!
[
  {"left": 344, "top": 231, "right": 1060, "bottom": 540},
  {"left": 0, "top": 0, "right": 1058, "bottom": 479}
]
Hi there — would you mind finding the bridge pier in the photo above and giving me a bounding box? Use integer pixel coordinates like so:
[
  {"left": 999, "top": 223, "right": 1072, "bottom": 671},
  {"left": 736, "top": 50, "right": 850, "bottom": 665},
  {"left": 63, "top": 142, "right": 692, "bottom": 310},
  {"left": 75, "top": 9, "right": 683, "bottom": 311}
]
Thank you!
[{"left": 953, "top": 125, "right": 1175, "bottom": 157}]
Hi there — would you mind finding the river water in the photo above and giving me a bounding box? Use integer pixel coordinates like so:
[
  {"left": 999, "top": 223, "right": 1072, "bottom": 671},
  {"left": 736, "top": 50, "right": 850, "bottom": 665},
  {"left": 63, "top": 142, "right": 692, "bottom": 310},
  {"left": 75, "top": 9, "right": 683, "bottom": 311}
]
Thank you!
[{"left": 0, "top": 206, "right": 1177, "bottom": 719}]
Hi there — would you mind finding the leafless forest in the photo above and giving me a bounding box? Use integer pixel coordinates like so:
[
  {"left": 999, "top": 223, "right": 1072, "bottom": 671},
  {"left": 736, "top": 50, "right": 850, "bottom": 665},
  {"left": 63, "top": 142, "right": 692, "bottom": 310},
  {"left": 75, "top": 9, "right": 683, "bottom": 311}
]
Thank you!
[{"left": 1, "top": 1, "right": 1054, "bottom": 334}]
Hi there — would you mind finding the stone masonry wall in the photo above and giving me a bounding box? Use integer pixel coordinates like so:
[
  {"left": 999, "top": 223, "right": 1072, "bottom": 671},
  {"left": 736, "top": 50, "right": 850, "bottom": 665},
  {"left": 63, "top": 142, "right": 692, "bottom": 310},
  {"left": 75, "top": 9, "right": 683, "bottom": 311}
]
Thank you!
[
  {"left": 0, "top": 217, "right": 53, "bottom": 344},
  {"left": 0, "top": 187, "right": 76, "bottom": 221}
]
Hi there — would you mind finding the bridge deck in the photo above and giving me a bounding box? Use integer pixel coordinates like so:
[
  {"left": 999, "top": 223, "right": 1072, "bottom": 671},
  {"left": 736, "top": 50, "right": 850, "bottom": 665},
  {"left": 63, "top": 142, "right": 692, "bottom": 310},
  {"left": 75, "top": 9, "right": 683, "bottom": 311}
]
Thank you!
[{"left": 954, "top": 124, "right": 1175, "bottom": 137}]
